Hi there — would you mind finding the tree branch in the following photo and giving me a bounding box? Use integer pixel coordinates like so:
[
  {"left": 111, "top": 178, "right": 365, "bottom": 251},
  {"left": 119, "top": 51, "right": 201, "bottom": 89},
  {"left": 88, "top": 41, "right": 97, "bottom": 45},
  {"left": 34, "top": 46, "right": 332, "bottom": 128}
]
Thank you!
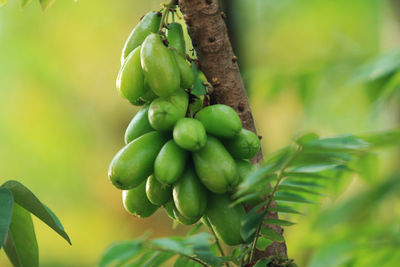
[{"left": 178, "top": 0, "right": 288, "bottom": 261}]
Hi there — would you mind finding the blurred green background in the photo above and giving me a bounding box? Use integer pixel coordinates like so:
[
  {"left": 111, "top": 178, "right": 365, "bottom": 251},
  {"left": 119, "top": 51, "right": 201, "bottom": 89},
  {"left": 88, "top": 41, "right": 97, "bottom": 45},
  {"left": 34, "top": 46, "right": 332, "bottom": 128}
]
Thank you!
[{"left": 1, "top": 0, "right": 399, "bottom": 266}]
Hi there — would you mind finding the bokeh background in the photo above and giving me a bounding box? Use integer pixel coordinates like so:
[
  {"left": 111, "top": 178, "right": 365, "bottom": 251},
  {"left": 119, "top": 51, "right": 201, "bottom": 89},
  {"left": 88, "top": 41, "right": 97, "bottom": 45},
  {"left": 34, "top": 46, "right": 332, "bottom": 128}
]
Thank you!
[{"left": 1, "top": 0, "right": 400, "bottom": 266}]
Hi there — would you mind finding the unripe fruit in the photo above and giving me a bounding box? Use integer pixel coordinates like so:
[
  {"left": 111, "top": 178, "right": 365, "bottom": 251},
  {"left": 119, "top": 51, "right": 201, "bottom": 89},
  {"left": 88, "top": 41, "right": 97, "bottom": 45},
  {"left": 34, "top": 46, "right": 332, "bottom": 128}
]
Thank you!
[
  {"left": 235, "top": 159, "right": 265, "bottom": 205},
  {"left": 122, "top": 180, "right": 158, "bottom": 218},
  {"left": 163, "top": 201, "right": 176, "bottom": 220},
  {"left": 193, "top": 136, "right": 238, "bottom": 193},
  {"left": 195, "top": 104, "right": 242, "bottom": 138},
  {"left": 141, "top": 33, "right": 180, "bottom": 97},
  {"left": 124, "top": 105, "right": 154, "bottom": 144},
  {"left": 154, "top": 140, "right": 187, "bottom": 185},
  {"left": 166, "top": 22, "right": 186, "bottom": 56},
  {"left": 116, "top": 46, "right": 146, "bottom": 105},
  {"left": 146, "top": 175, "right": 172, "bottom": 206},
  {"left": 173, "top": 204, "right": 201, "bottom": 225},
  {"left": 173, "top": 118, "right": 207, "bottom": 151},
  {"left": 121, "top": 11, "right": 161, "bottom": 64},
  {"left": 204, "top": 193, "right": 246, "bottom": 246},
  {"left": 148, "top": 89, "right": 188, "bottom": 131},
  {"left": 223, "top": 128, "right": 261, "bottom": 159},
  {"left": 173, "top": 167, "right": 207, "bottom": 219},
  {"left": 171, "top": 49, "right": 194, "bottom": 89},
  {"left": 108, "top": 131, "right": 167, "bottom": 189}
]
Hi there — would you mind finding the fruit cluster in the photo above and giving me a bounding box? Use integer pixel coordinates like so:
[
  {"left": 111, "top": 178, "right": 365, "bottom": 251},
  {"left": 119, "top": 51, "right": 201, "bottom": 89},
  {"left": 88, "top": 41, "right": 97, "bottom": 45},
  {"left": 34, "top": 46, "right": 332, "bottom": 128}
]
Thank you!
[{"left": 108, "top": 10, "right": 261, "bottom": 246}]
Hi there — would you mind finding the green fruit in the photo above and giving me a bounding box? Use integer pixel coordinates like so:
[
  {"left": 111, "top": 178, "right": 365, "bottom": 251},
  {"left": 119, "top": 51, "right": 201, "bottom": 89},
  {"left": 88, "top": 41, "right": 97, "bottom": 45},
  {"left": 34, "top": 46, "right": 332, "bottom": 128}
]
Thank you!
[
  {"left": 164, "top": 201, "right": 176, "bottom": 220},
  {"left": 204, "top": 194, "right": 246, "bottom": 246},
  {"left": 116, "top": 46, "right": 146, "bottom": 104},
  {"left": 173, "top": 167, "right": 207, "bottom": 219},
  {"left": 148, "top": 89, "right": 188, "bottom": 131},
  {"left": 195, "top": 104, "right": 242, "bottom": 138},
  {"left": 224, "top": 128, "right": 261, "bottom": 159},
  {"left": 166, "top": 22, "right": 186, "bottom": 56},
  {"left": 124, "top": 105, "right": 154, "bottom": 144},
  {"left": 173, "top": 205, "right": 201, "bottom": 225},
  {"left": 171, "top": 49, "right": 194, "bottom": 89},
  {"left": 109, "top": 131, "right": 167, "bottom": 189},
  {"left": 193, "top": 136, "right": 238, "bottom": 193},
  {"left": 139, "top": 81, "right": 158, "bottom": 103},
  {"left": 121, "top": 11, "right": 161, "bottom": 64},
  {"left": 154, "top": 140, "right": 187, "bottom": 185},
  {"left": 141, "top": 33, "right": 180, "bottom": 97},
  {"left": 122, "top": 180, "right": 158, "bottom": 218},
  {"left": 236, "top": 159, "right": 253, "bottom": 184},
  {"left": 146, "top": 175, "right": 172, "bottom": 206},
  {"left": 173, "top": 118, "right": 207, "bottom": 151}
]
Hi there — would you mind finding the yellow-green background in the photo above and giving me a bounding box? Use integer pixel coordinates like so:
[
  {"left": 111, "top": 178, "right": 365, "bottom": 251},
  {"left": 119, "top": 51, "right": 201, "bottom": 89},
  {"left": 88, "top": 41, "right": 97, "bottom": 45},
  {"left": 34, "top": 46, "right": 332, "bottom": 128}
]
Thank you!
[{"left": 0, "top": 0, "right": 399, "bottom": 266}]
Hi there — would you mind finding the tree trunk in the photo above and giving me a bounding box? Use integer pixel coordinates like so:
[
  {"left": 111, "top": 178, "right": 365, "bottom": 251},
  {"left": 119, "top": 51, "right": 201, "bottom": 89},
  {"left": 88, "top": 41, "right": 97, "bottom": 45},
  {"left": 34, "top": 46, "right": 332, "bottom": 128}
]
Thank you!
[{"left": 178, "top": 0, "right": 288, "bottom": 262}]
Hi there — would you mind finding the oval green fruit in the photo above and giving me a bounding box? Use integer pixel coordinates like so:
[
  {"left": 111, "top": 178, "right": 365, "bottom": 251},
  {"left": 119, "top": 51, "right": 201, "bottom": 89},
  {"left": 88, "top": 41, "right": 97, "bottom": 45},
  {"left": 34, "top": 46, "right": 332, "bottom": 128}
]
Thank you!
[
  {"left": 116, "top": 46, "right": 146, "bottom": 105},
  {"left": 166, "top": 22, "right": 186, "bottom": 56},
  {"left": 122, "top": 180, "right": 158, "bottom": 218},
  {"left": 204, "top": 193, "right": 246, "bottom": 246},
  {"left": 193, "top": 136, "right": 238, "bottom": 193},
  {"left": 173, "top": 118, "right": 207, "bottom": 151},
  {"left": 173, "top": 204, "right": 201, "bottom": 225},
  {"left": 224, "top": 128, "right": 261, "bottom": 159},
  {"left": 141, "top": 33, "right": 180, "bottom": 97},
  {"left": 124, "top": 105, "right": 154, "bottom": 144},
  {"left": 146, "top": 175, "right": 172, "bottom": 206},
  {"left": 108, "top": 131, "right": 167, "bottom": 189},
  {"left": 154, "top": 140, "right": 187, "bottom": 185},
  {"left": 173, "top": 166, "right": 207, "bottom": 219},
  {"left": 236, "top": 159, "right": 253, "bottom": 184},
  {"left": 195, "top": 104, "right": 242, "bottom": 138},
  {"left": 121, "top": 11, "right": 161, "bottom": 64},
  {"left": 171, "top": 49, "right": 194, "bottom": 89},
  {"left": 164, "top": 201, "right": 176, "bottom": 220},
  {"left": 148, "top": 89, "right": 188, "bottom": 131}
]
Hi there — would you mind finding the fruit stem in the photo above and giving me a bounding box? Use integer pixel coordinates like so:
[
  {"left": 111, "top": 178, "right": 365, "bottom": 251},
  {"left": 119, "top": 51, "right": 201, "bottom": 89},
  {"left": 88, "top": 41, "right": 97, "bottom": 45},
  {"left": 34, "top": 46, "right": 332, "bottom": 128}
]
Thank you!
[
  {"left": 248, "top": 145, "right": 303, "bottom": 264},
  {"left": 206, "top": 218, "right": 230, "bottom": 267},
  {"left": 159, "top": 0, "right": 176, "bottom": 34}
]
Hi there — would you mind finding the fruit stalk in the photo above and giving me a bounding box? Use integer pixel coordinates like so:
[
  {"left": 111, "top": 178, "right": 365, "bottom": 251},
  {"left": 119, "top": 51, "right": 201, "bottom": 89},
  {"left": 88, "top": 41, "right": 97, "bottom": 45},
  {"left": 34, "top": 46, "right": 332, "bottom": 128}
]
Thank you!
[{"left": 178, "top": 0, "right": 288, "bottom": 260}]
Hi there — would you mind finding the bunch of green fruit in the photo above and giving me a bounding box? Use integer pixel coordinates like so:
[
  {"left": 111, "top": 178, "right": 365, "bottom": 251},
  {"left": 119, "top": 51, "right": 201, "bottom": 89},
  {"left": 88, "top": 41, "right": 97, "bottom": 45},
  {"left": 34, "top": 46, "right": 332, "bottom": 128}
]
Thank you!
[{"left": 108, "top": 9, "right": 261, "bottom": 246}]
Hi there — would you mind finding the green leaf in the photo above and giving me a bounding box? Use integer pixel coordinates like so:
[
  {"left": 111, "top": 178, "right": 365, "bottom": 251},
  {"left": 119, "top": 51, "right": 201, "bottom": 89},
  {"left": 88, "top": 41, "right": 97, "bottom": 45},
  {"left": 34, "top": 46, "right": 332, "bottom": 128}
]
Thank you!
[
  {"left": 288, "top": 163, "right": 342, "bottom": 173},
  {"left": 99, "top": 240, "right": 144, "bottom": 267},
  {"left": 20, "top": 0, "right": 32, "bottom": 7},
  {"left": 285, "top": 172, "right": 331, "bottom": 180},
  {"left": 241, "top": 208, "right": 266, "bottom": 243},
  {"left": 3, "top": 203, "right": 38, "bottom": 267},
  {"left": 295, "top": 132, "right": 319, "bottom": 145},
  {"left": 269, "top": 205, "right": 303, "bottom": 215},
  {"left": 274, "top": 191, "right": 315, "bottom": 204},
  {"left": 191, "top": 63, "right": 207, "bottom": 96},
  {"left": 304, "top": 135, "right": 369, "bottom": 151},
  {"left": 0, "top": 187, "right": 13, "bottom": 248},
  {"left": 141, "top": 251, "right": 174, "bottom": 267},
  {"left": 174, "top": 256, "right": 202, "bottom": 267},
  {"left": 254, "top": 258, "right": 270, "bottom": 267},
  {"left": 39, "top": 0, "right": 55, "bottom": 11},
  {"left": 126, "top": 250, "right": 155, "bottom": 267},
  {"left": 260, "top": 227, "right": 284, "bottom": 242},
  {"left": 359, "top": 128, "right": 400, "bottom": 148},
  {"left": 351, "top": 48, "right": 400, "bottom": 83},
  {"left": 264, "top": 218, "right": 295, "bottom": 226},
  {"left": 150, "top": 237, "right": 193, "bottom": 256},
  {"left": 256, "top": 237, "right": 273, "bottom": 251},
  {"left": 280, "top": 179, "right": 325, "bottom": 189},
  {"left": 278, "top": 184, "right": 324, "bottom": 196},
  {"left": 2, "top": 180, "right": 71, "bottom": 244}
]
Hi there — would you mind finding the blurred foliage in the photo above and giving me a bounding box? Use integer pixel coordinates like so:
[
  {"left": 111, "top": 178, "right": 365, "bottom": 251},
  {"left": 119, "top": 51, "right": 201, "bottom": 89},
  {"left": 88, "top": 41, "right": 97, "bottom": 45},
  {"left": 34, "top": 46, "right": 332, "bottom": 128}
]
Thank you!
[{"left": 0, "top": 0, "right": 400, "bottom": 266}]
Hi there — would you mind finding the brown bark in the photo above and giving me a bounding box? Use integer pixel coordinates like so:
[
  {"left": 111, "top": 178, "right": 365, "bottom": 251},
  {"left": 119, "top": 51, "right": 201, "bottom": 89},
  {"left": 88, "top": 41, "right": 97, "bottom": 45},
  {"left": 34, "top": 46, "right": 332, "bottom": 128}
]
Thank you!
[{"left": 178, "top": 0, "right": 288, "bottom": 262}]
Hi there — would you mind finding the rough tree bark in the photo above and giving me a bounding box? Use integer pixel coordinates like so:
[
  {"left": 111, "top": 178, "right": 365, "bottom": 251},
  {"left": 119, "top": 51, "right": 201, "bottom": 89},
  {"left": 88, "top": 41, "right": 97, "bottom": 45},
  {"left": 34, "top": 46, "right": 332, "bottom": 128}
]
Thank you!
[{"left": 178, "top": 0, "right": 289, "bottom": 262}]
